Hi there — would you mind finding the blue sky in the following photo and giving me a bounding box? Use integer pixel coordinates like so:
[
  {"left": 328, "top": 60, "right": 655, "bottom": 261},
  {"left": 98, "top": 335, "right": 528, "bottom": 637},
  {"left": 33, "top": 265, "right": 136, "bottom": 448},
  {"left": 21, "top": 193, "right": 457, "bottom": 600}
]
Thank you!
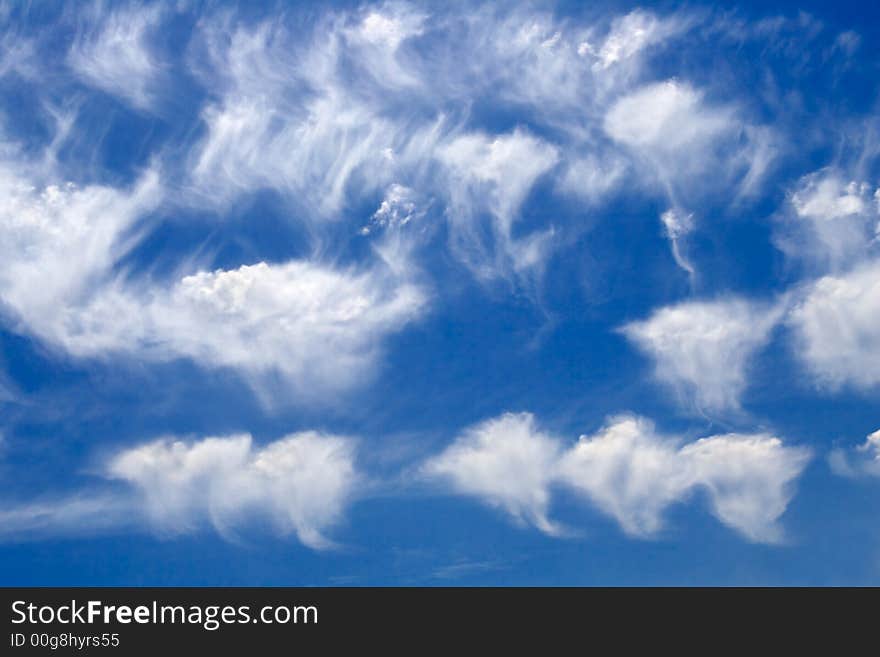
[{"left": 0, "top": 0, "right": 879, "bottom": 585}]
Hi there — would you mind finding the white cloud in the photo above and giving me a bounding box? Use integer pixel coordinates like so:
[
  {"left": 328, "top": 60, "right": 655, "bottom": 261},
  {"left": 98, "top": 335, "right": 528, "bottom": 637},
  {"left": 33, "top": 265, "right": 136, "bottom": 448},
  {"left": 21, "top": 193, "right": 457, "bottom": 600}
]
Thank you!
[
  {"left": 362, "top": 183, "right": 422, "bottom": 235},
  {"left": 0, "top": 142, "right": 425, "bottom": 398},
  {"left": 788, "top": 261, "right": 880, "bottom": 389},
  {"left": 107, "top": 431, "right": 360, "bottom": 549},
  {"left": 481, "top": 8, "right": 685, "bottom": 114},
  {"left": 0, "top": 31, "right": 37, "bottom": 80},
  {"left": 180, "top": 6, "right": 733, "bottom": 283},
  {"left": 146, "top": 261, "right": 426, "bottom": 394},
  {"left": 559, "top": 417, "right": 811, "bottom": 542},
  {"left": 660, "top": 208, "right": 695, "bottom": 277},
  {"left": 0, "top": 161, "right": 162, "bottom": 342},
  {"left": 557, "top": 153, "right": 627, "bottom": 204},
  {"left": 829, "top": 429, "right": 880, "bottom": 478},
  {"left": 604, "top": 80, "right": 731, "bottom": 152},
  {"left": 187, "top": 15, "right": 433, "bottom": 215},
  {"left": 438, "top": 129, "right": 558, "bottom": 226},
  {"left": 438, "top": 128, "right": 559, "bottom": 276},
  {"left": 860, "top": 429, "right": 880, "bottom": 457},
  {"left": 781, "top": 169, "right": 879, "bottom": 269},
  {"left": 0, "top": 3, "right": 798, "bottom": 399},
  {"left": 424, "top": 412, "right": 810, "bottom": 543},
  {"left": 68, "top": 4, "right": 165, "bottom": 110},
  {"left": 622, "top": 298, "right": 783, "bottom": 412},
  {"left": 793, "top": 174, "right": 870, "bottom": 219},
  {"left": 422, "top": 413, "right": 563, "bottom": 535},
  {"left": 354, "top": 6, "right": 425, "bottom": 49},
  {"left": 589, "top": 10, "right": 686, "bottom": 70},
  {"left": 190, "top": 91, "right": 398, "bottom": 215},
  {"left": 34, "top": 258, "right": 425, "bottom": 398},
  {"left": 678, "top": 432, "right": 812, "bottom": 542},
  {"left": 0, "top": 495, "right": 136, "bottom": 540},
  {"left": 604, "top": 79, "right": 775, "bottom": 203},
  {"left": 556, "top": 416, "right": 692, "bottom": 536}
]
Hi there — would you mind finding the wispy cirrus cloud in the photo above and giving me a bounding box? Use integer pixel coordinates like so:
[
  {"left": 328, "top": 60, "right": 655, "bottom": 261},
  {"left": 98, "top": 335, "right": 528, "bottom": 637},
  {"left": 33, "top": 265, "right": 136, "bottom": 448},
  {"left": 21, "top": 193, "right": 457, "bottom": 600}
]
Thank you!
[
  {"left": 176, "top": 4, "right": 773, "bottom": 284},
  {"left": 68, "top": 2, "right": 166, "bottom": 111}
]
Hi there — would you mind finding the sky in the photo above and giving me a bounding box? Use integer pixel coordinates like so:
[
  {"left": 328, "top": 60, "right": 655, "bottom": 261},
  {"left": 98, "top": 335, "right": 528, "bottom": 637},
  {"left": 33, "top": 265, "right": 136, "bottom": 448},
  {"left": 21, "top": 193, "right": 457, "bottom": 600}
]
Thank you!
[{"left": 0, "top": 0, "right": 879, "bottom": 586}]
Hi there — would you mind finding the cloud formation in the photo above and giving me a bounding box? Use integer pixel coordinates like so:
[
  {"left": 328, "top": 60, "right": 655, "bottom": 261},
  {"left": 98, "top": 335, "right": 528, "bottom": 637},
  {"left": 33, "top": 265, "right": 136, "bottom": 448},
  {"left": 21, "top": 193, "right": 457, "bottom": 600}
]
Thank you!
[
  {"left": 68, "top": 3, "right": 165, "bottom": 110},
  {"left": 0, "top": 158, "right": 162, "bottom": 341},
  {"left": 0, "top": 1, "right": 876, "bottom": 566},
  {"left": 107, "top": 431, "right": 360, "bottom": 549},
  {"left": 659, "top": 208, "right": 695, "bottom": 278},
  {"left": 829, "top": 428, "right": 880, "bottom": 479},
  {"left": 789, "top": 261, "right": 880, "bottom": 389},
  {"left": 422, "top": 413, "right": 563, "bottom": 535},
  {"left": 174, "top": 4, "right": 772, "bottom": 283},
  {"left": 621, "top": 298, "right": 783, "bottom": 412},
  {"left": 603, "top": 79, "right": 774, "bottom": 203},
  {"left": 437, "top": 128, "right": 559, "bottom": 277},
  {"left": 424, "top": 412, "right": 810, "bottom": 543},
  {"left": 779, "top": 168, "right": 880, "bottom": 270},
  {"left": 0, "top": 135, "right": 425, "bottom": 397}
]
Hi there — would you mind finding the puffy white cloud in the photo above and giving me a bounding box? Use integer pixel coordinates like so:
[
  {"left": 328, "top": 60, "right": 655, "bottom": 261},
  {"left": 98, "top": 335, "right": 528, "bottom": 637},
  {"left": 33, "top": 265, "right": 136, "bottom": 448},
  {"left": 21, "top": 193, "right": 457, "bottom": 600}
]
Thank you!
[
  {"left": 861, "top": 428, "right": 880, "bottom": 458},
  {"left": 424, "top": 412, "right": 810, "bottom": 542},
  {"left": 556, "top": 416, "right": 692, "bottom": 536},
  {"left": 107, "top": 431, "right": 360, "bottom": 549},
  {"left": 32, "top": 258, "right": 424, "bottom": 398},
  {"left": 622, "top": 298, "right": 783, "bottom": 412},
  {"left": 0, "top": 429, "right": 361, "bottom": 549},
  {"left": 68, "top": 4, "right": 165, "bottom": 110},
  {"left": 604, "top": 80, "right": 732, "bottom": 152},
  {"left": 146, "top": 261, "right": 426, "bottom": 394},
  {"left": 560, "top": 417, "right": 810, "bottom": 542},
  {"left": 788, "top": 261, "right": 880, "bottom": 389},
  {"left": 353, "top": 6, "right": 425, "bottom": 49},
  {"left": 780, "top": 169, "right": 879, "bottom": 269},
  {"left": 604, "top": 79, "right": 775, "bottom": 203},
  {"left": 677, "top": 432, "right": 811, "bottom": 542},
  {"left": 362, "top": 183, "right": 422, "bottom": 235},
  {"left": 422, "top": 413, "right": 563, "bottom": 535},
  {"left": 793, "top": 174, "right": 871, "bottom": 219}
]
